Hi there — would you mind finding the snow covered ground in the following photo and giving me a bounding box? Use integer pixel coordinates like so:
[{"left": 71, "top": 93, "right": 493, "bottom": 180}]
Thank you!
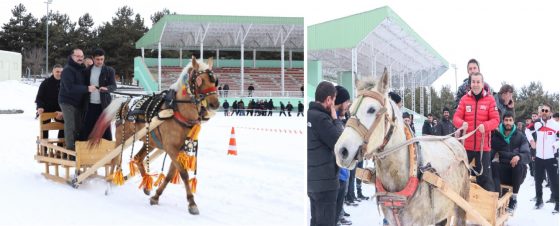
[{"left": 0, "top": 80, "right": 306, "bottom": 226}]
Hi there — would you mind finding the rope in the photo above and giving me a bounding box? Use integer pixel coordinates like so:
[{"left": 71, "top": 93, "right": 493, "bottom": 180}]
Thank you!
[{"left": 370, "top": 124, "right": 486, "bottom": 176}]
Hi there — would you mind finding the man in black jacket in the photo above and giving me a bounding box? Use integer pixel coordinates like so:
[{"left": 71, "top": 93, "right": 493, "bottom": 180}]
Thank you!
[
  {"left": 491, "top": 111, "right": 530, "bottom": 213},
  {"left": 307, "top": 81, "right": 344, "bottom": 226},
  {"left": 80, "top": 48, "right": 117, "bottom": 141},
  {"left": 222, "top": 100, "right": 229, "bottom": 116},
  {"left": 433, "top": 107, "right": 455, "bottom": 136},
  {"left": 286, "top": 101, "right": 293, "bottom": 117},
  {"left": 36, "top": 64, "right": 65, "bottom": 142},
  {"left": 59, "top": 49, "right": 97, "bottom": 151},
  {"left": 422, "top": 113, "right": 435, "bottom": 135},
  {"left": 297, "top": 101, "right": 304, "bottom": 117}
]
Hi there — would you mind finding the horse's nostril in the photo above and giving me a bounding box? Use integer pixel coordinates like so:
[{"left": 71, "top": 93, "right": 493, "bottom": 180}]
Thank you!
[{"left": 341, "top": 147, "right": 349, "bottom": 159}]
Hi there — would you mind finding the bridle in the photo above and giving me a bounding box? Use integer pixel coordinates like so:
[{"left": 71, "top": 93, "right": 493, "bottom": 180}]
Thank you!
[
  {"left": 171, "top": 68, "right": 219, "bottom": 127},
  {"left": 345, "top": 89, "right": 397, "bottom": 160},
  {"left": 345, "top": 89, "right": 419, "bottom": 226}
]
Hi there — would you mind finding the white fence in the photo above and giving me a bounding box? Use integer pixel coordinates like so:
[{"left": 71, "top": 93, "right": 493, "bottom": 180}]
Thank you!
[{"left": 220, "top": 90, "right": 303, "bottom": 98}]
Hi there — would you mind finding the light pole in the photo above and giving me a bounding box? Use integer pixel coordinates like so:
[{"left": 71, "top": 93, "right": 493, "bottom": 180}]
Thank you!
[
  {"left": 450, "top": 64, "right": 457, "bottom": 93},
  {"left": 45, "top": 0, "right": 52, "bottom": 75}
]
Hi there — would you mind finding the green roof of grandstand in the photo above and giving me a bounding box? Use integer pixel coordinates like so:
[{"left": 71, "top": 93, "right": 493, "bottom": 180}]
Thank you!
[{"left": 136, "top": 14, "right": 304, "bottom": 51}]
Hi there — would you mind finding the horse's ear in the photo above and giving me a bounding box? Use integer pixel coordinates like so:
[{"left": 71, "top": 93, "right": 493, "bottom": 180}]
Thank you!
[
  {"left": 207, "top": 57, "right": 213, "bottom": 70},
  {"left": 376, "top": 67, "right": 390, "bottom": 94},
  {"left": 191, "top": 56, "right": 199, "bottom": 70}
]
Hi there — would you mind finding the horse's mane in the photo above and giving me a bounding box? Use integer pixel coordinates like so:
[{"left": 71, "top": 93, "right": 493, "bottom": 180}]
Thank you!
[
  {"left": 356, "top": 78, "right": 376, "bottom": 91},
  {"left": 170, "top": 60, "right": 211, "bottom": 91}
]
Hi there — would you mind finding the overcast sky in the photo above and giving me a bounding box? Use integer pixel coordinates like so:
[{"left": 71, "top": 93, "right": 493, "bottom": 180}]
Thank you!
[{"left": 1, "top": 0, "right": 558, "bottom": 94}]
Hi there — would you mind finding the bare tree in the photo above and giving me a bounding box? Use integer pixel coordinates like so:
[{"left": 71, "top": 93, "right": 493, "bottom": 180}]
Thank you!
[{"left": 23, "top": 47, "right": 45, "bottom": 81}]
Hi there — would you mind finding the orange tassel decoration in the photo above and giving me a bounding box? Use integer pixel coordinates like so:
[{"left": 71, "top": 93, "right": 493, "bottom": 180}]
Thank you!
[
  {"left": 139, "top": 174, "right": 153, "bottom": 191},
  {"left": 129, "top": 160, "right": 138, "bottom": 177},
  {"left": 186, "top": 156, "right": 197, "bottom": 171},
  {"left": 112, "top": 169, "right": 125, "bottom": 186},
  {"left": 177, "top": 152, "right": 189, "bottom": 170},
  {"left": 189, "top": 177, "right": 197, "bottom": 193},
  {"left": 153, "top": 173, "right": 166, "bottom": 187},
  {"left": 171, "top": 169, "right": 181, "bottom": 184}
]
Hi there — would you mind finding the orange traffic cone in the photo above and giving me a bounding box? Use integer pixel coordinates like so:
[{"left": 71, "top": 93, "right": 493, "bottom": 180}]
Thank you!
[{"left": 227, "top": 127, "right": 237, "bottom": 155}]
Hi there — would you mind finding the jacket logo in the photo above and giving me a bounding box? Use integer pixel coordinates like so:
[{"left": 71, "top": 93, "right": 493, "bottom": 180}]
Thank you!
[
  {"left": 480, "top": 105, "right": 487, "bottom": 110},
  {"left": 466, "top": 105, "right": 472, "bottom": 112},
  {"left": 307, "top": 122, "right": 312, "bottom": 128}
]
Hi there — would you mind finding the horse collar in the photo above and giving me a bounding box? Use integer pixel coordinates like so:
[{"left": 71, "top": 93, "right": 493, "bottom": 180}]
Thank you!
[
  {"left": 375, "top": 125, "right": 419, "bottom": 226},
  {"left": 173, "top": 111, "right": 200, "bottom": 128}
]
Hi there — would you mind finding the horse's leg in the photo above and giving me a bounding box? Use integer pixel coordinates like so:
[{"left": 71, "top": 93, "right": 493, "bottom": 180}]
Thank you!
[
  {"left": 175, "top": 161, "right": 199, "bottom": 215},
  {"left": 150, "top": 163, "right": 176, "bottom": 205},
  {"left": 133, "top": 146, "right": 152, "bottom": 196}
]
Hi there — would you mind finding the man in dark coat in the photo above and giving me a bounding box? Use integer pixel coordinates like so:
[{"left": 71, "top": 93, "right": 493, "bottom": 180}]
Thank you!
[
  {"left": 248, "top": 83, "right": 255, "bottom": 97},
  {"left": 222, "top": 100, "right": 229, "bottom": 116},
  {"left": 36, "top": 64, "right": 65, "bottom": 141},
  {"left": 59, "top": 48, "right": 97, "bottom": 151},
  {"left": 454, "top": 59, "right": 493, "bottom": 109},
  {"left": 422, "top": 113, "right": 435, "bottom": 135},
  {"left": 268, "top": 99, "right": 274, "bottom": 116},
  {"left": 307, "top": 81, "right": 344, "bottom": 226},
  {"left": 279, "top": 102, "right": 287, "bottom": 116},
  {"left": 491, "top": 111, "right": 530, "bottom": 213},
  {"left": 80, "top": 48, "right": 117, "bottom": 141},
  {"left": 286, "top": 101, "right": 294, "bottom": 117},
  {"left": 223, "top": 83, "right": 229, "bottom": 97},
  {"left": 297, "top": 101, "right": 304, "bottom": 117},
  {"left": 434, "top": 107, "right": 456, "bottom": 136}
]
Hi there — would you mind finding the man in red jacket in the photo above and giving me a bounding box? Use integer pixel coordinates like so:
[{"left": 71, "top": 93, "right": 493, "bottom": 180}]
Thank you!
[{"left": 454, "top": 72, "right": 500, "bottom": 192}]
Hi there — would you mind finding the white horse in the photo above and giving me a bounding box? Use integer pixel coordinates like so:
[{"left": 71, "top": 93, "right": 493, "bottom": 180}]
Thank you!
[{"left": 334, "top": 68, "right": 470, "bottom": 226}]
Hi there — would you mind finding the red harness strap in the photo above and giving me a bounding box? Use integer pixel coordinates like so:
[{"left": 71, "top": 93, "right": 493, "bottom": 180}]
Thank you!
[
  {"left": 375, "top": 177, "right": 419, "bottom": 198},
  {"left": 375, "top": 126, "right": 419, "bottom": 211},
  {"left": 199, "top": 86, "right": 217, "bottom": 95}
]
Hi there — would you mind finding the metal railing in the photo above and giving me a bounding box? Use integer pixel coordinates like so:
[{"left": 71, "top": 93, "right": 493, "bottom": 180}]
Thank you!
[{"left": 219, "top": 90, "right": 304, "bottom": 98}]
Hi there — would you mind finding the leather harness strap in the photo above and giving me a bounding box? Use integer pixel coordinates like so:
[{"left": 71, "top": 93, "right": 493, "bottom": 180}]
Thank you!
[{"left": 345, "top": 89, "right": 418, "bottom": 226}]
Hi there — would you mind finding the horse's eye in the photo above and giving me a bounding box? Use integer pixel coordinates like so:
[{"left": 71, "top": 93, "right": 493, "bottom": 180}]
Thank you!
[{"left": 367, "top": 107, "right": 376, "bottom": 114}]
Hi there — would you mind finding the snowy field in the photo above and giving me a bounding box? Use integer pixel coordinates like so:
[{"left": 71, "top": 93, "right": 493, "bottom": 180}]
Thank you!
[{"left": 0, "top": 80, "right": 306, "bottom": 226}]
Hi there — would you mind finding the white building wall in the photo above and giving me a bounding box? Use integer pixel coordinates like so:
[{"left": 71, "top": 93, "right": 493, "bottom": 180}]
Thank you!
[{"left": 0, "top": 50, "right": 22, "bottom": 81}]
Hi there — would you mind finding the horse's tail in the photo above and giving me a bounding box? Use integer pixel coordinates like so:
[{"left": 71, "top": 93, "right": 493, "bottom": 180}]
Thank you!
[{"left": 88, "top": 98, "right": 126, "bottom": 147}]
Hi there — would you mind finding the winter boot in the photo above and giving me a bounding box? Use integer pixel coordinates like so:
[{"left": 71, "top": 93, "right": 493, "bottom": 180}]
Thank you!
[
  {"left": 535, "top": 198, "right": 544, "bottom": 209},
  {"left": 507, "top": 198, "right": 517, "bottom": 213}
]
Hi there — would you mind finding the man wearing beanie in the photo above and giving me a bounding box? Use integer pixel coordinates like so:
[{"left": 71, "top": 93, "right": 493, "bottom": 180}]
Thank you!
[
  {"left": 333, "top": 85, "right": 353, "bottom": 225},
  {"left": 307, "top": 81, "right": 344, "bottom": 226},
  {"left": 388, "top": 91, "right": 403, "bottom": 108}
]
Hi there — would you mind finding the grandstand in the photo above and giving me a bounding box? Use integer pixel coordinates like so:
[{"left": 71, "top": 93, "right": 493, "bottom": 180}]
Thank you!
[
  {"left": 133, "top": 14, "right": 304, "bottom": 104},
  {"left": 147, "top": 66, "right": 303, "bottom": 96},
  {"left": 308, "top": 6, "right": 449, "bottom": 134}
]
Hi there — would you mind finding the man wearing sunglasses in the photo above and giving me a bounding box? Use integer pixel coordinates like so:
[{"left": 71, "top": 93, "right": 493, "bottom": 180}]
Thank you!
[{"left": 526, "top": 104, "right": 559, "bottom": 212}]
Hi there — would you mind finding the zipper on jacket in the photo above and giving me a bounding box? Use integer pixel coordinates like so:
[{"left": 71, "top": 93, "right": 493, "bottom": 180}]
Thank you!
[{"left": 473, "top": 99, "right": 479, "bottom": 151}]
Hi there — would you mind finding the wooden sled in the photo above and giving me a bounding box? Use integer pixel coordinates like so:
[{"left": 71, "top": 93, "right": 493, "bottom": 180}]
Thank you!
[
  {"left": 356, "top": 167, "right": 513, "bottom": 226},
  {"left": 34, "top": 112, "right": 169, "bottom": 188},
  {"left": 34, "top": 112, "right": 119, "bottom": 184}
]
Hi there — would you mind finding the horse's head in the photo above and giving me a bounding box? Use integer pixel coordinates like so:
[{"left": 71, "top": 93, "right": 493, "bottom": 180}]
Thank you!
[
  {"left": 334, "top": 68, "right": 402, "bottom": 169},
  {"left": 173, "top": 56, "right": 220, "bottom": 120}
]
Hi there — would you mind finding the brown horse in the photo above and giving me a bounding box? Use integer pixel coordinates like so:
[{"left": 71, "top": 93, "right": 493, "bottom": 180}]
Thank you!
[
  {"left": 334, "top": 69, "right": 470, "bottom": 226},
  {"left": 90, "top": 56, "right": 219, "bottom": 215}
]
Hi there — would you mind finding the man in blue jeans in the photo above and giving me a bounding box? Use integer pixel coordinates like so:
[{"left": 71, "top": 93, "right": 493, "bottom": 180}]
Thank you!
[{"left": 307, "top": 81, "right": 344, "bottom": 226}]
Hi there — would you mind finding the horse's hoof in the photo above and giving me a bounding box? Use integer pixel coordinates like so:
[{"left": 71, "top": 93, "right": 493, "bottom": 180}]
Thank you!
[
  {"left": 150, "top": 197, "right": 159, "bottom": 205},
  {"left": 188, "top": 206, "right": 199, "bottom": 215},
  {"left": 143, "top": 188, "right": 151, "bottom": 196}
]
